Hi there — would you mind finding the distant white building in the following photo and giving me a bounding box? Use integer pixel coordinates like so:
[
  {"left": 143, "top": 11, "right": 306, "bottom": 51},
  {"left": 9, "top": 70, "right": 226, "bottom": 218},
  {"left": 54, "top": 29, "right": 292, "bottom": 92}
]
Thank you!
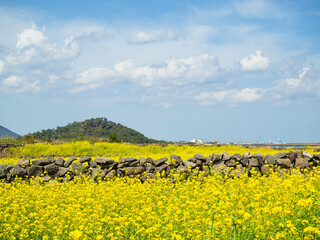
[{"left": 191, "top": 137, "right": 203, "bottom": 144}]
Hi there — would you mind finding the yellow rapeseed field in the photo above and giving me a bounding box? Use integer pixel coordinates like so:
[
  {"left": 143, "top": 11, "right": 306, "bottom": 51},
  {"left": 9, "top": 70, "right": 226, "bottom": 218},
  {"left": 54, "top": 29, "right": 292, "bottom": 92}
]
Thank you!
[
  {"left": 0, "top": 142, "right": 320, "bottom": 239},
  {"left": 0, "top": 169, "right": 320, "bottom": 239}
]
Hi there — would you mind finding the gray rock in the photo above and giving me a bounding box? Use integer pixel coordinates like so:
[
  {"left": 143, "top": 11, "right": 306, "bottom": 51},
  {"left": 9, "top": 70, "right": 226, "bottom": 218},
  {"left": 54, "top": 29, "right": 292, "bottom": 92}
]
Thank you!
[
  {"left": 170, "top": 154, "right": 182, "bottom": 166},
  {"left": 225, "top": 159, "right": 237, "bottom": 167},
  {"left": 146, "top": 157, "right": 153, "bottom": 163},
  {"left": 240, "top": 158, "right": 249, "bottom": 166},
  {"left": 182, "top": 160, "right": 197, "bottom": 169},
  {"left": 44, "top": 164, "right": 59, "bottom": 175},
  {"left": 187, "top": 157, "right": 197, "bottom": 163},
  {"left": 222, "top": 152, "right": 231, "bottom": 161},
  {"left": 9, "top": 165, "right": 27, "bottom": 178},
  {"left": 100, "top": 162, "right": 118, "bottom": 169},
  {"left": 55, "top": 158, "right": 65, "bottom": 167},
  {"left": 177, "top": 165, "right": 188, "bottom": 173},
  {"left": 94, "top": 157, "right": 114, "bottom": 165},
  {"left": 124, "top": 166, "right": 145, "bottom": 175},
  {"left": 153, "top": 158, "right": 168, "bottom": 166},
  {"left": 303, "top": 151, "right": 313, "bottom": 160},
  {"left": 116, "top": 169, "right": 125, "bottom": 177},
  {"left": 79, "top": 156, "right": 91, "bottom": 163},
  {"left": 294, "top": 150, "right": 303, "bottom": 158},
  {"left": 314, "top": 154, "right": 320, "bottom": 160},
  {"left": 264, "top": 155, "right": 276, "bottom": 165},
  {"left": 231, "top": 154, "right": 241, "bottom": 161},
  {"left": 18, "top": 159, "right": 30, "bottom": 167},
  {"left": 0, "top": 164, "right": 13, "bottom": 178},
  {"left": 106, "top": 169, "right": 117, "bottom": 178},
  {"left": 294, "top": 158, "right": 310, "bottom": 169},
  {"left": 72, "top": 162, "right": 83, "bottom": 175},
  {"left": 42, "top": 174, "right": 50, "bottom": 182},
  {"left": 129, "top": 160, "right": 140, "bottom": 167},
  {"left": 288, "top": 151, "right": 297, "bottom": 162},
  {"left": 91, "top": 168, "right": 100, "bottom": 179},
  {"left": 212, "top": 162, "right": 225, "bottom": 173},
  {"left": 194, "top": 154, "right": 206, "bottom": 161},
  {"left": 260, "top": 165, "right": 273, "bottom": 175},
  {"left": 119, "top": 157, "right": 137, "bottom": 164},
  {"left": 155, "top": 164, "right": 168, "bottom": 174},
  {"left": 47, "top": 156, "right": 56, "bottom": 163},
  {"left": 253, "top": 153, "right": 264, "bottom": 165},
  {"left": 243, "top": 152, "right": 252, "bottom": 158},
  {"left": 0, "top": 165, "right": 7, "bottom": 178},
  {"left": 141, "top": 173, "right": 157, "bottom": 182},
  {"left": 205, "top": 156, "right": 214, "bottom": 166},
  {"left": 276, "top": 158, "right": 293, "bottom": 168},
  {"left": 139, "top": 157, "right": 147, "bottom": 166},
  {"left": 232, "top": 165, "right": 244, "bottom": 177},
  {"left": 64, "top": 156, "right": 77, "bottom": 168},
  {"left": 53, "top": 167, "right": 70, "bottom": 178},
  {"left": 27, "top": 165, "right": 44, "bottom": 177},
  {"left": 146, "top": 163, "right": 155, "bottom": 173},
  {"left": 32, "top": 158, "right": 52, "bottom": 166},
  {"left": 274, "top": 152, "right": 288, "bottom": 159},
  {"left": 249, "top": 158, "right": 260, "bottom": 167},
  {"left": 89, "top": 161, "right": 97, "bottom": 168}
]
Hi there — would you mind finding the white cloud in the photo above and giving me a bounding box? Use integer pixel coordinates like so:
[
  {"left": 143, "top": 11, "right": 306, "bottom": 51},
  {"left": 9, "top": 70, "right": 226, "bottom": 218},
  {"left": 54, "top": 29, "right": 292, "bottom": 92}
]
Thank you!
[
  {"left": 16, "top": 27, "right": 47, "bottom": 49},
  {"left": 273, "top": 67, "right": 311, "bottom": 95},
  {"left": 5, "top": 27, "right": 80, "bottom": 67},
  {"left": 238, "top": 50, "right": 269, "bottom": 71},
  {"left": 1, "top": 75, "right": 40, "bottom": 93},
  {"left": 195, "top": 87, "right": 265, "bottom": 105},
  {"left": 71, "top": 53, "right": 222, "bottom": 91},
  {"left": 75, "top": 67, "right": 114, "bottom": 84},
  {"left": 128, "top": 30, "right": 178, "bottom": 44}
]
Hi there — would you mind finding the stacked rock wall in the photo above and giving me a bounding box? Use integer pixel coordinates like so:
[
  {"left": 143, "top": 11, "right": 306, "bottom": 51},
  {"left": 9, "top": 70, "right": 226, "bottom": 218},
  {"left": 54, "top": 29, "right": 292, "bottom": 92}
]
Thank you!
[{"left": 1, "top": 150, "right": 320, "bottom": 183}]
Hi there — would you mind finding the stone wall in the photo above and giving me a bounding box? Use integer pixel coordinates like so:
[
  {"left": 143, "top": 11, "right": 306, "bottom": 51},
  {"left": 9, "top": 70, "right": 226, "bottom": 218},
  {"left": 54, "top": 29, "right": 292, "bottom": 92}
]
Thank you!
[
  {"left": 0, "top": 143, "right": 24, "bottom": 158},
  {"left": 1, "top": 150, "right": 320, "bottom": 183}
]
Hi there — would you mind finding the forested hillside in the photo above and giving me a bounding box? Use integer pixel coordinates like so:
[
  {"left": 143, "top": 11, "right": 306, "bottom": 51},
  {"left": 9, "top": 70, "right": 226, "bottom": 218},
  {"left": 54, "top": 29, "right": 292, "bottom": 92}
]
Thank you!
[{"left": 30, "top": 118, "right": 157, "bottom": 143}]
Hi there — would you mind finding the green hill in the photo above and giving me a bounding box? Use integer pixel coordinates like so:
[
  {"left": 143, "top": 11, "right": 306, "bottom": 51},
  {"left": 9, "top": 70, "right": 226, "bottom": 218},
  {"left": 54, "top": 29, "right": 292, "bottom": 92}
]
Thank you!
[
  {"left": 30, "top": 117, "right": 158, "bottom": 143},
  {"left": 0, "top": 125, "right": 21, "bottom": 138}
]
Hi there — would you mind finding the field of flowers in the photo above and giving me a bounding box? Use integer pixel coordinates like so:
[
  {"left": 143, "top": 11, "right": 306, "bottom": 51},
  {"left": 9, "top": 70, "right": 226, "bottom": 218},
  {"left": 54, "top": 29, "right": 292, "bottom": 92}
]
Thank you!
[{"left": 1, "top": 142, "right": 320, "bottom": 239}]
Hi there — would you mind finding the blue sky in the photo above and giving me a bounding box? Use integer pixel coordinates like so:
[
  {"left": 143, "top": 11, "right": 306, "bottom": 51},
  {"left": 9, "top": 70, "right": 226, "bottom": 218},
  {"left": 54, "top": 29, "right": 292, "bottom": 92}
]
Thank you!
[{"left": 0, "top": 0, "right": 319, "bottom": 143}]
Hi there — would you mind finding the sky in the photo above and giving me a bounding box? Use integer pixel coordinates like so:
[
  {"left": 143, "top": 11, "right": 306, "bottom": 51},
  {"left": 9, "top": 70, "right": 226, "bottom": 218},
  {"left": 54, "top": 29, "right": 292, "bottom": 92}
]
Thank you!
[{"left": 0, "top": 0, "right": 320, "bottom": 143}]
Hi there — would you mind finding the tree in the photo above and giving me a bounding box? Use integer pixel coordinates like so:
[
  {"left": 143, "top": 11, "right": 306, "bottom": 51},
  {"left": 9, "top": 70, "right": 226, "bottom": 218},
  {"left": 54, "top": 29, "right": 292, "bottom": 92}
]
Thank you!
[{"left": 108, "top": 134, "right": 121, "bottom": 143}]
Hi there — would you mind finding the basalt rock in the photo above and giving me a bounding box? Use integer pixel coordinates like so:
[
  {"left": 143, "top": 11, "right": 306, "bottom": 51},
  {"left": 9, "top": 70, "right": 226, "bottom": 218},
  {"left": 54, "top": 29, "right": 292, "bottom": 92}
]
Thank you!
[
  {"left": 79, "top": 156, "right": 91, "bottom": 163},
  {"left": 55, "top": 158, "right": 65, "bottom": 167},
  {"left": 64, "top": 156, "right": 77, "bottom": 168},
  {"left": 274, "top": 152, "right": 288, "bottom": 159},
  {"left": 94, "top": 157, "right": 114, "bottom": 165},
  {"left": 27, "top": 165, "right": 44, "bottom": 177},
  {"left": 153, "top": 158, "right": 168, "bottom": 166},
  {"left": 33, "top": 158, "right": 52, "bottom": 166},
  {"left": 44, "top": 164, "right": 59, "bottom": 176}
]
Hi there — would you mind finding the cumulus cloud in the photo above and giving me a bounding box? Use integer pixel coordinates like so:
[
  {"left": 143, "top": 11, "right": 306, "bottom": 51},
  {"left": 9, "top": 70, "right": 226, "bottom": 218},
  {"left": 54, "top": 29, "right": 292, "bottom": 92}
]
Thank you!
[
  {"left": 128, "top": 30, "right": 178, "bottom": 44},
  {"left": 1, "top": 75, "right": 40, "bottom": 93},
  {"left": 5, "top": 27, "right": 80, "bottom": 67},
  {"left": 71, "top": 53, "right": 221, "bottom": 91},
  {"left": 238, "top": 50, "right": 269, "bottom": 71},
  {"left": 195, "top": 87, "right": 265, "bottom": 105},
  {"left": 16, "top": 27, "right": 47, "bottom": 49},
  {"left": 273, "top": 67, "right": 314, "bottom": 97}
]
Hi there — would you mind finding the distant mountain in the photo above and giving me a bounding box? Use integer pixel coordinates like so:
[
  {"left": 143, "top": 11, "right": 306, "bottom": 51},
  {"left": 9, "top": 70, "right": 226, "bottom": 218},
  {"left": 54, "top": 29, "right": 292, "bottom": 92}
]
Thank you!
[
  {"left": 30, "top": 117, "right": 158, "bottom": 143},
  {"left": 0, "top": 125, "right": 21, "bottom": 138}
]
